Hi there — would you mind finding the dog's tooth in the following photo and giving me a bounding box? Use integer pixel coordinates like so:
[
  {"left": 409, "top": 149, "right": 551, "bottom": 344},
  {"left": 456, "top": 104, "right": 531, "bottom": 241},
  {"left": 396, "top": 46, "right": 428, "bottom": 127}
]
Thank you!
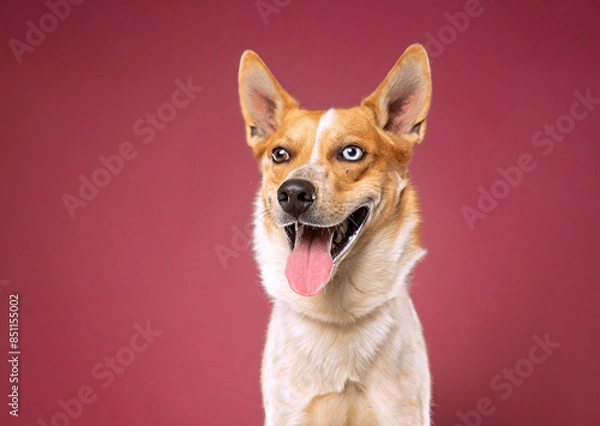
[
  {"left": 340, "top": 220, "right": 349, "bottom": 236},
  {"left": 334, "top": 231, "right": 343, "bottom": 244}
]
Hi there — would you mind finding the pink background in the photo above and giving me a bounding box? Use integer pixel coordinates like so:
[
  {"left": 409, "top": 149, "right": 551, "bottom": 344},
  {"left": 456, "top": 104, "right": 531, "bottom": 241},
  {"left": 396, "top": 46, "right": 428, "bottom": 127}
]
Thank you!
[{"left": 1, "top": 0, "right": 599, "bottom": 425}]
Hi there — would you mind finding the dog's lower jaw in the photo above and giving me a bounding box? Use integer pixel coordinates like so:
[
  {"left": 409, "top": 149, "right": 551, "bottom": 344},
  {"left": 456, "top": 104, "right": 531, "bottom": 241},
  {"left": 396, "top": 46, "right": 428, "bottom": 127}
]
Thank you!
[{"left": 256, "top": 213, "right": 426, "bottom": 324}]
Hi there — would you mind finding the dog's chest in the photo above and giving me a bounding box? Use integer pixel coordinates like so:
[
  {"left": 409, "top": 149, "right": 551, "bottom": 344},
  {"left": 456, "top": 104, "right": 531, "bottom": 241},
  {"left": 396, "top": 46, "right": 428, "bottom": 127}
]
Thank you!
[{"left": 266, "top": 303, "right": 396, "bottom": 394}]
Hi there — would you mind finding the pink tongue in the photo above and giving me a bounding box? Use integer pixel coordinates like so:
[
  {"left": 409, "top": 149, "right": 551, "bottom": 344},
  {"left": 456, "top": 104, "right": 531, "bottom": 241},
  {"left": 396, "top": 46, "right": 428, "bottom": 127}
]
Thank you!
[{"left": 285, "top": 226, "right": 334, "bottom": 296}]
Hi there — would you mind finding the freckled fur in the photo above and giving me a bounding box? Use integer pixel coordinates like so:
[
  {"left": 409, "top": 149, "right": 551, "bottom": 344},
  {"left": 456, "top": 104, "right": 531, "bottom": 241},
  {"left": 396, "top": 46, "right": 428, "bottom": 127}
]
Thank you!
[{"left": 239, "top": 44, "right": 433, "bottom": 425}]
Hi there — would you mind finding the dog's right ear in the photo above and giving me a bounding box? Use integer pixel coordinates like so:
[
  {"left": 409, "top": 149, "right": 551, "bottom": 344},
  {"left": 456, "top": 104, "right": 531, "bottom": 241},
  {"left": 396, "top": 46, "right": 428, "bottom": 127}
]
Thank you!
[{"left": 238, "top": 51, "right": 298, "bottom": 148}]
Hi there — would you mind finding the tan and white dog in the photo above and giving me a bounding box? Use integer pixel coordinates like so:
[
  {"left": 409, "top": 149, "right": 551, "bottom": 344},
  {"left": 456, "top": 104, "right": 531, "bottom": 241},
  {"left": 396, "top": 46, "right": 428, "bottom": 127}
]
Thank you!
[{"left": 238, "top": 44, "right": 433, "bottom": 426}]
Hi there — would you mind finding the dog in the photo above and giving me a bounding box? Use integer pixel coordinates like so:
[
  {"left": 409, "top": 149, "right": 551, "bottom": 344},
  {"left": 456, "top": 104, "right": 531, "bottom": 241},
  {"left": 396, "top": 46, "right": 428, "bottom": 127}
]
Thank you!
[{"left": 238, "top": 43, "right": 433, "bottom": 426}]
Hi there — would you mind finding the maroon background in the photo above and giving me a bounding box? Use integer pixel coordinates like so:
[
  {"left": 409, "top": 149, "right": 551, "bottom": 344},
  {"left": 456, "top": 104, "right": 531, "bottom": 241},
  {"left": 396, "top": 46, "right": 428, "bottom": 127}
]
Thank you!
[{"left": 1, "top": 0, "right": 599, "bottom": 425}]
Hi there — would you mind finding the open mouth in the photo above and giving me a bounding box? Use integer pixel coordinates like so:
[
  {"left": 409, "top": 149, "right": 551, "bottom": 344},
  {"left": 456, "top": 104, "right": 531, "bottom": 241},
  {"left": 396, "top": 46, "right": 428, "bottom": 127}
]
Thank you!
[
  {"left": 283, "top": 205, "right": 370, "bottom": 261},
  {"left": 281, "top": 205, "right": 370, "bottom": 297}
]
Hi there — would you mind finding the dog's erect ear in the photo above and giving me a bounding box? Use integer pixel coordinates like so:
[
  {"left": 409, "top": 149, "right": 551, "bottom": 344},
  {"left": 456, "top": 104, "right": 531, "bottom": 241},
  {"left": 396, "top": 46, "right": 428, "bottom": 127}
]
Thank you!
[
  {"left": 238, "top": 50, "right": 298, "bottom": 146},
  {"left": 361, "top": 44, "right": 432, "bottom": 145}
]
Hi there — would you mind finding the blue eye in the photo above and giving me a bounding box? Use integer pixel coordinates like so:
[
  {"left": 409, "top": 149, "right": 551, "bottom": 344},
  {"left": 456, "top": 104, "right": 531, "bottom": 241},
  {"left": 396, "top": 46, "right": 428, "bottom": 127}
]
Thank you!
[
  {"left": 339, "top": 145, "right": 364, "bottom": 162},
  {"left": 272, "top": 147, "right": 291, "bottom": 163}
]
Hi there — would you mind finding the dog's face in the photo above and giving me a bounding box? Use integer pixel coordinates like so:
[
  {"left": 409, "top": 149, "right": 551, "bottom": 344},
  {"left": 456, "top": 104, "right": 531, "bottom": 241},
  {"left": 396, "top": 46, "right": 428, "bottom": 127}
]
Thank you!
[{"left": 239, "top": 45, "right": 431, "bottom": 301}]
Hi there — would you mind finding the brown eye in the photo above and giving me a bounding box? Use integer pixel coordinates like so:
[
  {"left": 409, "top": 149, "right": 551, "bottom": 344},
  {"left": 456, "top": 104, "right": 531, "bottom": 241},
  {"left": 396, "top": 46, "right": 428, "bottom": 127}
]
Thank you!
[{"left": 272, "top": 147, "right": 291, "bottom": 163}]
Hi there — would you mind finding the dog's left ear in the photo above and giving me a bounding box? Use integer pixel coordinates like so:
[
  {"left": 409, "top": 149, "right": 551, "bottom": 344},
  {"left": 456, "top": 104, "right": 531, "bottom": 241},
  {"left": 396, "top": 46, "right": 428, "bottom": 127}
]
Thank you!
[
  {"left": 238, "top": 50, "right": 298, "bottom": 148},
  {"left": 361, "top": 44, "right": 432, "bottom": 145}
]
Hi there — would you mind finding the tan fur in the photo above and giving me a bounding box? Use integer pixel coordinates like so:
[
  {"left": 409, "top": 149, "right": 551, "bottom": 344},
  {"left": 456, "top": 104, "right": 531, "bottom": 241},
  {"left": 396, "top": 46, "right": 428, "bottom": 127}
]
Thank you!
[{"left": 239, "top": 44, "right": 433, "bottom": 425}]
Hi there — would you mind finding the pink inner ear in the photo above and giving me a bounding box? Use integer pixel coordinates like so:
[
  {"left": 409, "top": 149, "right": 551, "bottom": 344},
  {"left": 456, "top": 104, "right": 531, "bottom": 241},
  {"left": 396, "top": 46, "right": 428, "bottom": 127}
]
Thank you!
[
  {"left": 384, "top": 94, "right": 418, "bottom": 135},
  {"left": 250, "top": 91, "right": 278, "bottom": 136}
]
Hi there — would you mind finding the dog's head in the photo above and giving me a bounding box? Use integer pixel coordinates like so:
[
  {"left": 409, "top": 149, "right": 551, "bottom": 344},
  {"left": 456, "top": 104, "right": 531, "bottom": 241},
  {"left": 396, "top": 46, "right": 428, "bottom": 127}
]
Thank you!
[{"left": 238, "top": 45, "right": 431, "bottom": 308}]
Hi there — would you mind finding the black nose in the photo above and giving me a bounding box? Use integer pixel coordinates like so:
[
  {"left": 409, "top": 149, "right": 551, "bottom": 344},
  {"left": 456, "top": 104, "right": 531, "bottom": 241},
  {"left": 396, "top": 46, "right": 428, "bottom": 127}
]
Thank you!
[{"left": 277, "top": 179, "right": 317, "bottom": 218}]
